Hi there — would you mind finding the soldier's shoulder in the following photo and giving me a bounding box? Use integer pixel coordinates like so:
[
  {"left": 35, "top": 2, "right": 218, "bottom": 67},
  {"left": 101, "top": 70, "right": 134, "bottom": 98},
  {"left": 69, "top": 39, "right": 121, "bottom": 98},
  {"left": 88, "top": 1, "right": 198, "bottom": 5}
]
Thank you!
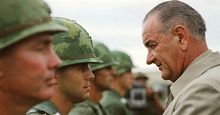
[
  {"left": 27, "top": 101, "right": 60, "bottom": 115},
  {"left": 69, "top": 104, "right": 94, "bottom": 115}
]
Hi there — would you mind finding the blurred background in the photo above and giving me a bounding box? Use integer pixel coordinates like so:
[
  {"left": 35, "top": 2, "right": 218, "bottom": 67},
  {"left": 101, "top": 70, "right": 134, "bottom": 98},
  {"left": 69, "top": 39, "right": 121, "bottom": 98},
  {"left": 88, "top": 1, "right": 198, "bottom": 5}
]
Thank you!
[{"left": 44, "top": 0, "right": 220, "bottom": 87}]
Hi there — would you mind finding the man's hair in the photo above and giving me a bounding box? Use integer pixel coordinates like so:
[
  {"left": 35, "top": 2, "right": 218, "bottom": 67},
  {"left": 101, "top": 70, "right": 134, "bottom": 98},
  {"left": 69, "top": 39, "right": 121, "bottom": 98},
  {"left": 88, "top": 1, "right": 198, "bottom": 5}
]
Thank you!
[{"left": 143, "top": 0, "right": 206, "bottom": 39}]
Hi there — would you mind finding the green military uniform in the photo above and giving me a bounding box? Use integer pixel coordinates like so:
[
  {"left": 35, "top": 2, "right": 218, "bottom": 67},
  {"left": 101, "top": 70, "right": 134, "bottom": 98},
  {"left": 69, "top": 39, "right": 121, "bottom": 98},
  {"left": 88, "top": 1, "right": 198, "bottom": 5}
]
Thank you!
[
  {"left": 100, "top": 50, "right": 134, "bottom": 115},
  {"left": 26, "top": 101, "right": 61, "bottom": 115},
  {"left": 27, "top": 18, "right": 101, "bottom": 115},
  {"left": 101, "top": 90, "right": 132, "bottom": 115},
  {"left": 70, "top": 100, "right": 109, "bottom": 115},
  {"left": 69, "top": 41, "right": 117, "bottom": 115},
  {"left": 1, "top": 0, "right": 67, "bottom": 115}
]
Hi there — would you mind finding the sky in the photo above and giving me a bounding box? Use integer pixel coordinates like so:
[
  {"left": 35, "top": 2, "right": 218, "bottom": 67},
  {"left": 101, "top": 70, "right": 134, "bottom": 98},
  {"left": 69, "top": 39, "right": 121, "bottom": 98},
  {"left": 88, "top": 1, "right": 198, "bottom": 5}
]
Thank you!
[{"left": 44, "top": 0, "right": 220, "bottom": 72}]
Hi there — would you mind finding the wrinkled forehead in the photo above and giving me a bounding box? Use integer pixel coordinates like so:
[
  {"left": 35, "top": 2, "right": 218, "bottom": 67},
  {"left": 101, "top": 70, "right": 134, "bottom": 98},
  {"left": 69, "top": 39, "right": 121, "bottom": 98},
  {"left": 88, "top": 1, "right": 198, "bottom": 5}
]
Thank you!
[
  {"left": 142, "top": 14, "right": 161, "bottom": 36},
  {"left": 142, "top": 15, "right": 164, "bottom": 43}
]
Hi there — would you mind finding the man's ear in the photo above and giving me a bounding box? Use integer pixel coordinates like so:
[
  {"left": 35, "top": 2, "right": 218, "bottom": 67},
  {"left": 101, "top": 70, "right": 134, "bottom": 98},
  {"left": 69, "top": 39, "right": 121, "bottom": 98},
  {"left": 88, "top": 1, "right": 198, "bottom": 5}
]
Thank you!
[{"left": 172, "top": 25, "right": 189, "bottom": 51}]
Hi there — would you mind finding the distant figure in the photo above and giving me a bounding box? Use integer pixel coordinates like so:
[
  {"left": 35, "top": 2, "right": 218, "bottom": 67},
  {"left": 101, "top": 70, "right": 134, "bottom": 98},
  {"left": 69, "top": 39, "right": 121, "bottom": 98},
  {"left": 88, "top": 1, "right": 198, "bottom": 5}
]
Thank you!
[
  {"left": 0, "top": 0, "right": 67, "bottom": 114},
  {"left": 142, "top": 0, "right": 220, "bottom": 115},
  {"left": 70, "top": 41, "right": 117, "bottom": 115},
  {"left": 127, "top": 72, "right": 164, "bottom": 115},
  {"left": 101, "top": 50, "right": 134, "bottom": 115},
  {"left": 27, "top": 17, "right": 101, "bottom": 115}
]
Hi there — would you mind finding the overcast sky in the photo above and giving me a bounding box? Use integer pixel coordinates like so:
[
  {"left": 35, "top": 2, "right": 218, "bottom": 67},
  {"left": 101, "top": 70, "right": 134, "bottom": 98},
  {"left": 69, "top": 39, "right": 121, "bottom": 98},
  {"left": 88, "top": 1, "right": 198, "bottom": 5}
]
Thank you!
[{"left": 45, "top": 0, "right": 220, "bottom": 72}]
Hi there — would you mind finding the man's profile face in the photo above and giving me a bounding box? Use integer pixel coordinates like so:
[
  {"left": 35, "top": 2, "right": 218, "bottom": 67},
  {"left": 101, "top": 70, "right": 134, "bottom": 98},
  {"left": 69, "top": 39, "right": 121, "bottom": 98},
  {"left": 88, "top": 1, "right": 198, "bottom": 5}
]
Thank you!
[
  {"left": 119, "top": 70, "right": 134, "bottom": 91},
  {"left": 142, "top": 14, "right": 181, "bottom": 82},
  {"left": 93, "top": 66, "right": 114, "bottom": 91},
  {"left": 0, "top": 33, "right": 61, "bottom": 103},
  {"left": 57, "top": 63, "right": 94, "bottom": 103}
]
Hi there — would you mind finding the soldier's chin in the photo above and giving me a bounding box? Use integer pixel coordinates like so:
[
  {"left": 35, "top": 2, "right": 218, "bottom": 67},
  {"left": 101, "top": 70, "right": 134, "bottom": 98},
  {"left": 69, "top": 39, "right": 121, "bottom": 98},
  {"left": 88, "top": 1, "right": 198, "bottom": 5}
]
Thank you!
[
  {"left": 72, "top": 96, "right": 88, "bottom": 104},
  {"left": 85, "top": 92, "right": 90, "bottom": 98},
  {"left": 31, "top": 88, "right": 54, "bottom": 105},
  {"left": 77, "top": 93, "right": 89, "bottom": 102},
  {"left": 41, "top": 87, "right": 55, "bottom": 100}
]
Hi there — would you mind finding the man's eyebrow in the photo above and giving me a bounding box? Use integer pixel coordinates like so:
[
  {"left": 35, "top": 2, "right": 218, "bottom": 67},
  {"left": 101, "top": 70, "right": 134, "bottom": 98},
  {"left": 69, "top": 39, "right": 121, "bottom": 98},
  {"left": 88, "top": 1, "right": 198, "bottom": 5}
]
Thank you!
[{"left": 38, "top": 37, "right": 52, "bottom": 45}]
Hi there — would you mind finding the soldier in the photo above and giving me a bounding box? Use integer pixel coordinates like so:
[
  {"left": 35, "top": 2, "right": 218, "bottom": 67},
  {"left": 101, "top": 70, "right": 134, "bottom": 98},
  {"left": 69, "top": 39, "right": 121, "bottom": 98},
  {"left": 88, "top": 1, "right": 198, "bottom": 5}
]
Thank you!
[
  {"left": 69, "top": 41, "right": 118, "bottom": 115},
  {"left": 100, "top": 50, "right": 134, "bottom": 115},
  {"left": 27, "top": 17, "right": 101, "bottom": 115},
  {"left": 0, "top": 0, "right": 67, "bottom": 114},
  {"left": 128, "top": 72, "right": 164, "bottom": 115}
]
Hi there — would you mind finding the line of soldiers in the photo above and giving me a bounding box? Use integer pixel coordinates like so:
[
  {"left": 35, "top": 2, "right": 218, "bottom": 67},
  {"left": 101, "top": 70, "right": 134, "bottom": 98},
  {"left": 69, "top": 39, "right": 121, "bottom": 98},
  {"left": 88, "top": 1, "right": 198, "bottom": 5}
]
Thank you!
[
  {"left": 0, "top": 0, "right": 138, "bottom": 115},
  {"left": 4, "top": 0, "right": 218, "bottom": 115},
  {"left": 27, "top": 17, "right": 135, "bottom": 115}
]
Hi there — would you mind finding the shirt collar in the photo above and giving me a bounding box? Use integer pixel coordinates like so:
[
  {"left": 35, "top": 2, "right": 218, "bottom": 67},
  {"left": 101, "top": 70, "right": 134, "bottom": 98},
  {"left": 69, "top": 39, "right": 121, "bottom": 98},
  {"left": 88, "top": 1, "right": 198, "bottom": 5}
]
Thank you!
[{"left": 170, "top": 50, "right": 220, "bottom": 97}]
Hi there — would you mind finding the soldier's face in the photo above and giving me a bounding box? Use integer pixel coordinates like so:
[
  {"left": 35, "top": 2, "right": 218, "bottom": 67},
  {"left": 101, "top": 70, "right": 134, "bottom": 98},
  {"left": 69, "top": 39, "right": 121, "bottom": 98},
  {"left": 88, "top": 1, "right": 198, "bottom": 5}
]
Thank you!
[
  {"left": 119, "top": 70, "right": 134, "bottom": 92},
  {"left": 57, "top": 63, "right": 94, "bottom": 103},
  {"left": 93, "top": 66, "right": 114, "bottom": 91},
  {"left": 0, "top": 33, "right": 61, "bottom": 104}
]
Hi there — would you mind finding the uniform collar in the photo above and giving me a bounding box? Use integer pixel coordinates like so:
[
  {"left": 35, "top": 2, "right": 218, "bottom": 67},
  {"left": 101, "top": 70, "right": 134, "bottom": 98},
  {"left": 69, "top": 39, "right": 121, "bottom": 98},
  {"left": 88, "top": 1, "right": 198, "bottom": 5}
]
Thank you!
[{"left": 107, "top": 90, "right": 121, "bottom": 98}]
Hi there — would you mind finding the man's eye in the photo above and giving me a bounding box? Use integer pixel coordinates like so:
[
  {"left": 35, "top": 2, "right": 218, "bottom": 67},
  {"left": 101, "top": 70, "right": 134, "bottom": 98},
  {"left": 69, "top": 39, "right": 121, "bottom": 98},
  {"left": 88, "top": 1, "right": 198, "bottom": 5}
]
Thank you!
[
  {"left": 149, "top": 44, "right": 157, "bottom": 49},
  {"left": 75, "top": 64, "right": 88, "bottom": 72},
  {"left": 35, "top": 46, "right": 45, "bottom": 51},
  {"left": 145, "top": 42, "right": 157, "bottom": 49},
  {"left": 35, "top": 39, "right": 51, "bottom": 52},
  {"left": 81, "top": 65, "right": 89, "bottom": 72}
]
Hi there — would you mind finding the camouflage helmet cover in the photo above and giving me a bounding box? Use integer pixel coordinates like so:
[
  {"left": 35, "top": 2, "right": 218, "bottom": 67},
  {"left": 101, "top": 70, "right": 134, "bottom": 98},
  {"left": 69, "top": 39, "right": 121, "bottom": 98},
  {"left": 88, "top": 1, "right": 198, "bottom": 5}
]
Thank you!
[
  {"left": 90, "top": 41, "right": 118, "bottom": 71},
  {"left": 52, "top": 17, "right": 102, "bottom": 67},
  {"left": 0, "top": 0, "right": 67, "bottom": 49},
  {"left": 112, "top": 50, "right": 134, "bottom": 75}
]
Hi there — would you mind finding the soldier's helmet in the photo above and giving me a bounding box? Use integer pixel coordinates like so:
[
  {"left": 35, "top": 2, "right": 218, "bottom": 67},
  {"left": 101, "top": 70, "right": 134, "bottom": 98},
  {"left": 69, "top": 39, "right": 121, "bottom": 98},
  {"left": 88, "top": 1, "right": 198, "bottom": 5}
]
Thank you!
[
  {"left": 52, "top": 17, "right": 102, "bottom": 67},
  {"left": 134, "top": 72, "right": 149, "bottom": 80},
  {"left": 112, "top": 50, "right": 135, "bottom": 75},
  {"left": 0, "top": 0, "right": 67, "bottom": 49},
  {"left": 90, "top": 41, "right": 118, "bottom": 71}
]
